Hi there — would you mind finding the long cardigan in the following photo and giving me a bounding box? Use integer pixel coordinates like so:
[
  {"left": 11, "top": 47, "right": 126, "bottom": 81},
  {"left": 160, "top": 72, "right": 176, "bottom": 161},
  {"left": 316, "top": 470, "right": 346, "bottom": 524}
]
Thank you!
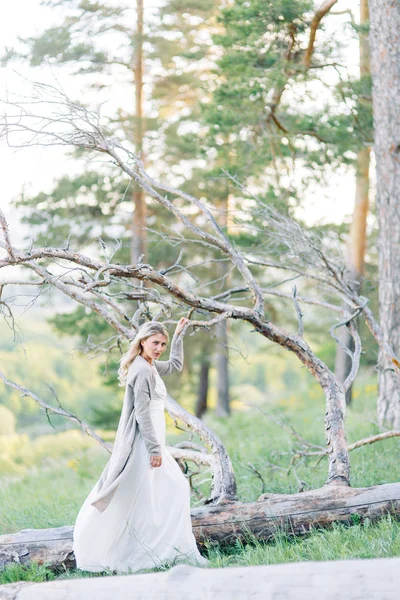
[{"left": 90, "top": 332, "right": 184, "bottom": 513}]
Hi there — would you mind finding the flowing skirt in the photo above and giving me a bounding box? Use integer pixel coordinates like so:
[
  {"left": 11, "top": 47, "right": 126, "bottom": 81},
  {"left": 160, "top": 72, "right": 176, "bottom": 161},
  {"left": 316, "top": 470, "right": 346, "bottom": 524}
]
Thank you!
[{"left": 72, "top": 405, "right": 208, "bottom": 573}]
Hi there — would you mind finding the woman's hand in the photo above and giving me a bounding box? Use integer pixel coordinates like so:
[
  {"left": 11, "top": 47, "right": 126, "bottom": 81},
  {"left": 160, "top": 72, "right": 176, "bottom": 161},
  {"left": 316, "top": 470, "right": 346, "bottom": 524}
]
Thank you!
[
  {"left": 175, "top": 317, "right": 189, "bottom": 335},
  {"left": 150, "top": 455, "right": 162, "bottom": 468}
]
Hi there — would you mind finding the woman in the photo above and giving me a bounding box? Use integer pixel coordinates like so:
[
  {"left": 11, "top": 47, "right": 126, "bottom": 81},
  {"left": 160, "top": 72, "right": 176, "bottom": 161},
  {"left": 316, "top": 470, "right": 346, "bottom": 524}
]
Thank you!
[{"left": 72, "top": 318, "right": 208, "bottom": 574}]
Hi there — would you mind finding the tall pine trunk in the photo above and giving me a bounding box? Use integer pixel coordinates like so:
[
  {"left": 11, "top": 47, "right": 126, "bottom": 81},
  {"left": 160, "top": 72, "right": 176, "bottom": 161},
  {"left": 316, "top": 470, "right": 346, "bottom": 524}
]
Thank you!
[
  {"left": 195, "top": 356, "right": 210, "bottom": 419},
  {"left": 215, "top": 198, "right": 231, "bottom": 417},
  {"left": 131, "top": 0, "right": 147, "bottom": 265},
  {"left": 216, "top": 318, "right": 230, "bottom": 417},
  {"left": 369, "top": 0, "right": 400, "bottom": 428},
  {"left": 335, "top": 0, "right": 370, "bottom": 406}
]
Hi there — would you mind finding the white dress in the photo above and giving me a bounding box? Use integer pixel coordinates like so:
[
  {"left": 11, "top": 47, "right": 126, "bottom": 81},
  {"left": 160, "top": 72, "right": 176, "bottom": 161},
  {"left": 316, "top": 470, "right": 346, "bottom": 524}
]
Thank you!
[{"left": 72, "top": 363, "right": 208, "bottom": 574}]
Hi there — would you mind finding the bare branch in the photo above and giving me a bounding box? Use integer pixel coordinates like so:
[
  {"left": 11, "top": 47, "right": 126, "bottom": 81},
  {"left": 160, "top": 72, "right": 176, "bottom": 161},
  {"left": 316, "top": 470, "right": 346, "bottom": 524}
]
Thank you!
[
  {"left": 106, "top": 147, "right": 266, "bottom": 318},
  {"left": 2, "top": 85, "right": 266, "bottom": 318},
  {"left": 246, "top": 256, "right": 345, "bottom": 294},
  {"left": 26, "top": 261, "right": 135, "bottom": 338},
  {"left": 243, "top": 461, "right": 267, "bottom": 495},
  {"left": 0, "top": 369, "right": 112, "bottom": 452},
  {"left": 329, "top": 302, "right": 367, "bottom": 393},
  {"left": 0, "top": 209, "right": 16, "bottom": 261},
  {"left": 347, "top": 431, "right": 400, "bottom": 451},
  {"left": 342, "top": 320, "right": 362, "bottom": 394},
  {"left": 292, "top": 285, "right": 304, "bottom": 337},
  {"left": 261, "top": 287, "right": 344, "bottom": 314}
]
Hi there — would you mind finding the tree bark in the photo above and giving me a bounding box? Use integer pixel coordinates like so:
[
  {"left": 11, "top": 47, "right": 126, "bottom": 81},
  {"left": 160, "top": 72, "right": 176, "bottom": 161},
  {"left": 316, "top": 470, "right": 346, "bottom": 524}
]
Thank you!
[
  {"left": 215, "top": 198, "right": 231, "bottom": 417},
  {"left": 131, "top": 0, "right": 147, "bottom": 265},
  {"left": 334, "top": 327, "right": 355, "bottom": 407},
  {"left": 369, "top": 0, "right": 400, "bottom": 429},
  {"left": 195, "top": 355, "right": 210, "bottom": 419},
  {"left": 1, "top": 482, "right": 399, "bottom": 571},
  {"left": 334, "top": 0, "right": 370, "bottom": 407},
  {"left": 216, "top": 318, "right": 230, "bottom": 417}
]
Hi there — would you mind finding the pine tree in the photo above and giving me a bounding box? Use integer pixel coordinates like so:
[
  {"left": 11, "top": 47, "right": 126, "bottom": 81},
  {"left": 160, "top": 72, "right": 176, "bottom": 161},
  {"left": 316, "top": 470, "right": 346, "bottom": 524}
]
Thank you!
[
  {"left": 197, "top": 0, "right": 374, "bottom": 412},
  {"left": 334, "top": 0, "right": 372, "bottom": 406},
  {"left": 369, "top": 0, "right": 400, "bottom": 429},
  {"left": 3, "top": 0, "right": 227, "bottom": 419}
]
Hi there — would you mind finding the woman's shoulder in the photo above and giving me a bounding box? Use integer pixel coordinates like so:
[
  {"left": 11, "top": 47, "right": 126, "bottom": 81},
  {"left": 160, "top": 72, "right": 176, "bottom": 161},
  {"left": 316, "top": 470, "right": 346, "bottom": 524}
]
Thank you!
[{"left": 127, "top": 355, "right": 156, "bottom": 383}]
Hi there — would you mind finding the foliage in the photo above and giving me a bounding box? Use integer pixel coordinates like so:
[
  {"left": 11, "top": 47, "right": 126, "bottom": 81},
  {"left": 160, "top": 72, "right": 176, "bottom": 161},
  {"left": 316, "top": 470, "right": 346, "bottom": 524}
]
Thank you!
[
  {"left": 0, "top": 406, "right": 16, "bottom": 435},
  {"left": 4, "top": 1, "right": 230, "bottom": 404},
  {"left": 200, "top": 0, "right": 373, "bottom": 199},
  {"left": 0, "top": 317, "right": 116, "bottom": 429},
  {"left": 2, "top": 0, "right": 376, "bottom": 402},
  {"left": 0, "top": 430, "right": 100, "bottom": 477},
  {"left": 6, "top": 0, "right": 220, "bottom": 250}
]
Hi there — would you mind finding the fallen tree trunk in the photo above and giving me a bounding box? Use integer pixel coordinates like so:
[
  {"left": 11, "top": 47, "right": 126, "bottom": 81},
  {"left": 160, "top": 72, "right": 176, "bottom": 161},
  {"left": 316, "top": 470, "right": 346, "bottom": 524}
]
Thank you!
[
  {"left": 1, "top": 481, "right": 399, "bottom": 570},
  {"left": 2, "top": 556, "right": 400, "bottom": 600}
]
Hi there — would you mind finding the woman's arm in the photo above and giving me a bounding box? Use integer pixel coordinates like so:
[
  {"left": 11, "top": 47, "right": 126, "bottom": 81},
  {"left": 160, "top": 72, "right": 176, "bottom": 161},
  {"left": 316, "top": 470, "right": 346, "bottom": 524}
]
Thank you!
[
  {"left": 130, "top": 370, "right": 161, "bottom": 456},
  {"left": 153, "top": 332, "right": 184, "bottom": 377}
]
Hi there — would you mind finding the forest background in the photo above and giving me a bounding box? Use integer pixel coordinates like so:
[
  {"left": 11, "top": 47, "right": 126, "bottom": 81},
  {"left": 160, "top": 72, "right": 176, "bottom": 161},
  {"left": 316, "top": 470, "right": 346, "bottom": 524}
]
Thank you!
[{"left": 1, "top": 0, "right": 399, "bottom": 582}]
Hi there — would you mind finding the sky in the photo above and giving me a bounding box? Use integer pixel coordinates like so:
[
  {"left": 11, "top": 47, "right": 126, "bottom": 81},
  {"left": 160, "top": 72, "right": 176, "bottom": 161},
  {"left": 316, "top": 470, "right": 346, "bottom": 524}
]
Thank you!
[
  {"left": 0, "top": 1, "right": 64, "bottom": 239},
  {"left": 0, "top": 0, "right": 364, "bottom": 244}
]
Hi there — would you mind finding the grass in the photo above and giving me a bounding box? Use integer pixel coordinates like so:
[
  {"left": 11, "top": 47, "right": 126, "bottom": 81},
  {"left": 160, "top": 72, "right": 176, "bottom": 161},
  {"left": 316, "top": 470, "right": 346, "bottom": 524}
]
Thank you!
[
  {"left": 0, "top": 373, "right": 399, "bottom": 584},
  {"left": 205, "top": 515, "right": 400, "bottom": 568},
  {"left": 0, "top": 562, "right": 56, "bottom": 584},
  {"left": 0, "top": 450, "right": 109, "bottom": 534}
]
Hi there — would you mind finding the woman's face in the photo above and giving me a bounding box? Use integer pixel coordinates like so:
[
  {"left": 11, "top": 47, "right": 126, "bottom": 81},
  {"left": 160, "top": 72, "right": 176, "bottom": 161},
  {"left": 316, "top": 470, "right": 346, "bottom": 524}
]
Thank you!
[{"left": 140, "top": 333, "right": 168, "bottom": 360}]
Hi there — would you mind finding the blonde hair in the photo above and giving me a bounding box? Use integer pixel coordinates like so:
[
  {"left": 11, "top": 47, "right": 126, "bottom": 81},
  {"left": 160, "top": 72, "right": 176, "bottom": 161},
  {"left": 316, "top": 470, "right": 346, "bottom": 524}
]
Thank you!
[{"left": 118, "top": 321, "right": 169, "bottom": 386}]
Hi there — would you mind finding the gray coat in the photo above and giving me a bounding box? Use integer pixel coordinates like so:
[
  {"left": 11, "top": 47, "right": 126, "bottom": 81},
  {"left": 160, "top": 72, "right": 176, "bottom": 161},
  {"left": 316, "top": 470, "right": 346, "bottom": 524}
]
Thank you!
[{"left": 90, "top": 332, "right": 184, "bottom": 512}]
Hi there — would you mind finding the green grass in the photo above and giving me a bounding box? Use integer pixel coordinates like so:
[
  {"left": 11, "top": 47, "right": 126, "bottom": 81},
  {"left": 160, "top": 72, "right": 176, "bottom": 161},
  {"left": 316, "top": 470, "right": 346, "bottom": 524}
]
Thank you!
[
  {"left": 0, "top": 562, "right": 56, "bottom": 584},
  {"left": 205, "top": 515, "right": 400, "bottom": 568},
  {"left": 0, "top": 461, "right": 105, "bottom": 533},
  {"left": 0, "top": 373, "right": 399, "bottom": 583}
]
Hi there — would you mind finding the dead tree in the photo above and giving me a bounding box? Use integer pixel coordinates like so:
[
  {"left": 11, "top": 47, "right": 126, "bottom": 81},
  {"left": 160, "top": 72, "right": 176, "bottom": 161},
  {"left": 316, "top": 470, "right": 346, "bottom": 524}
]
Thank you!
[{"left": 0, "top": 84, "right": 400, "bottom": 569}]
